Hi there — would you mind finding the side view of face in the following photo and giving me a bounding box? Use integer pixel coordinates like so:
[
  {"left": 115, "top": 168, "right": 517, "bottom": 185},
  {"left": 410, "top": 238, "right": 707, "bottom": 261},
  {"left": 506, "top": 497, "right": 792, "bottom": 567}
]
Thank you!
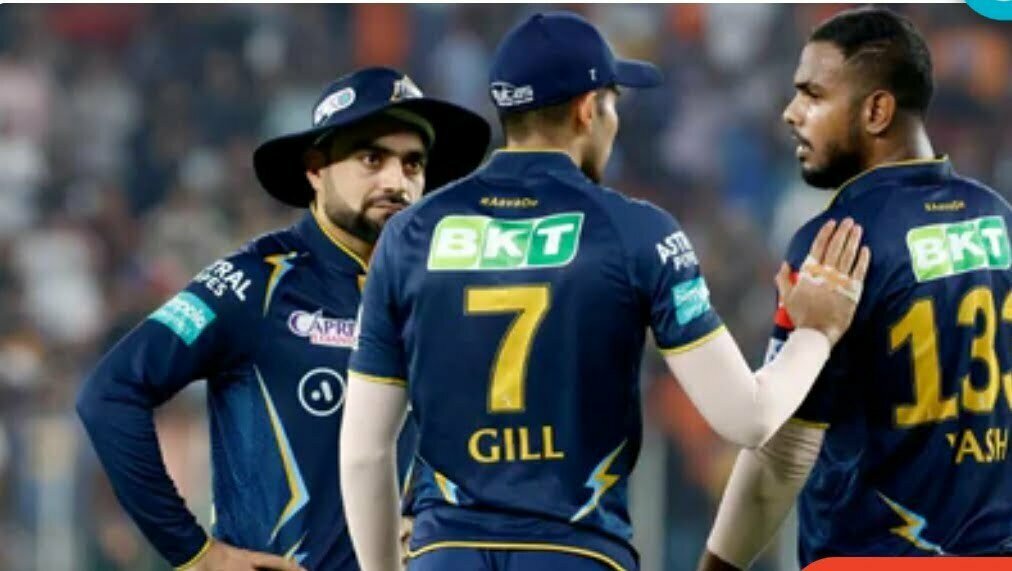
[
  {"left": 306, "top": 129, "right": 426, "bottom": 244},
  {"left": 783, "top": 41, "right": 866, "bottom": 189},
  {"left": 580, "top": 88, "right": 620, "bottom": 183}
]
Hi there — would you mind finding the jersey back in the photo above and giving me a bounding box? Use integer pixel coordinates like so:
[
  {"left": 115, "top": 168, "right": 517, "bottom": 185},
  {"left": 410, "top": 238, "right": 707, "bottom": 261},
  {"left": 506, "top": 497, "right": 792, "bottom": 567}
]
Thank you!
[
  {"left": 351, "top": 151, "right": 724, "bottom": 568},
  {"left": 775, "top": 160, "right": 1012, "bottom": 562}
]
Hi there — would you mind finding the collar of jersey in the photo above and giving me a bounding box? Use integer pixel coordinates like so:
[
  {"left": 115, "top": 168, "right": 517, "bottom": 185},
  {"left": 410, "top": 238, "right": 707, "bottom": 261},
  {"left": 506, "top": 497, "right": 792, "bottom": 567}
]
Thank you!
[
  {"left": 827, "top": 155, "right": 952, "bottom": 208},
  {"left": 294, "top": 209, "right": 369, "bottom": 275},
  {"left": 481, "top": 148, "right": 581, "bottom": 178}
]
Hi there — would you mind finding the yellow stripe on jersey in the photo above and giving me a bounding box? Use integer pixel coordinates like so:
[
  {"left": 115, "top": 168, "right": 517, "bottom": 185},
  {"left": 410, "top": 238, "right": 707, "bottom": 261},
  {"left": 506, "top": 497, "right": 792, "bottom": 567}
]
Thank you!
[
  {"left": 658, "top": 324, "right": 726, "bottom": 356},
  {"left": 406, "top": 541, "right": 628, "bottom": 571},
  {"left": 348, "top": 369, "right": 407, "bottom": 387},
  {"left": 174, "top": 538, "right": 212, "bottom": 570}
]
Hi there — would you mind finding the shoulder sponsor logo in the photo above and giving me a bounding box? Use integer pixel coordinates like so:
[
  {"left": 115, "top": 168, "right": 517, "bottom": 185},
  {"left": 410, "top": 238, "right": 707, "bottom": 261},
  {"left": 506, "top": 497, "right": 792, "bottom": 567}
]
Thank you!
[
  {"left": 149, "top": 292, "right": 216, "bottom": 345},
  {"left": 906, "top": 215, "right": 1010, "bottom": 282},
  {"left": 490, "top": 81, "right": 534, "bottom": 108},
  {"left": 656, "top": 231, "right": 699, "bottom": 270},
  {"left": 288, "top": 309, "right": 357, "bottom": 348},
  {"left": 194, "top": 259, "right": 252, "bottom": 301},
  {"left": 313, "top": 87, "right": 356, "bottom": 126},
  {"left": 672, "top": 277, "right": 711, "bottom": 325},
  {"left": 427, "top": 212, "right": 584, "bottom": 271}
]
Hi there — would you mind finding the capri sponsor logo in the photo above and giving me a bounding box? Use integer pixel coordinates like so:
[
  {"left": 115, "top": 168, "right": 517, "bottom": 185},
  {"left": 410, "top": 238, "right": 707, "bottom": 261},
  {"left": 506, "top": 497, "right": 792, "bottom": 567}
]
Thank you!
[
  {"left": 427, "top": 212, "right": 584, "bottom": 271},
  {"left": 906, "top": 216, "right": 1010, "bottom": 282},
  {"left": 288, "top": 309, "right": 357, "bottom": 348}
]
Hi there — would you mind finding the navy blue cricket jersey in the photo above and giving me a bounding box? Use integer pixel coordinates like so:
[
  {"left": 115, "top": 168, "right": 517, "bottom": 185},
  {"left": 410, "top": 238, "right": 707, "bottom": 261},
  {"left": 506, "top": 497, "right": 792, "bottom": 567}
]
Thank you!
[
  {"left": 77, "top": 210, "right": 416, "bottom": 570},
  {"left": 769, "top": 158, "right": 1012, "bottom": 564},
  {"left": 350, "top": 150, "right": 725, "bottom": 571}
]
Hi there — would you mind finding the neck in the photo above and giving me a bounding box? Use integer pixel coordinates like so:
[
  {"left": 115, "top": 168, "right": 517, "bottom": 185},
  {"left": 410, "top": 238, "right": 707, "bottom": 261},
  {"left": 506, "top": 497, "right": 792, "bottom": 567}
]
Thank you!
[
  {"left": 505, "top": 134, "right": 581, "bottom": 168},
  {"left": 310, "top": 202, "right": 373, "bottom": 265},
  {"left": 865, "top": 121, "right": 935, "bottom": 170}
]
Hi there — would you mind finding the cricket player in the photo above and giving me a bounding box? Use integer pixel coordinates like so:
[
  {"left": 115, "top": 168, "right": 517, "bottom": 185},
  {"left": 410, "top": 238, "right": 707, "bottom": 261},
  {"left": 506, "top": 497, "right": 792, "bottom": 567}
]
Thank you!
[
  {"left": 341, "top": 11, "right": 869, "bottom": 571},
  {"left": 699, "top": 8, "right": 1012, "bottom": 569},
  {"left": 76, "top": 67, "right": 490, "bottom": 571}
]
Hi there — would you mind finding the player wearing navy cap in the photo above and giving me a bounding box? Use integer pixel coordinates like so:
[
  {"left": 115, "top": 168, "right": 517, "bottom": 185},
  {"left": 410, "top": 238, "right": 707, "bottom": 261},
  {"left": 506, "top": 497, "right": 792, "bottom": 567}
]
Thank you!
[
  {"left": 342, "top": 12, "right": 868, "bottom": 571},
  {"left": 77, "top": 67, "right": 489, "bottom": 571},
  {"left": 699, "top": 8, "right": 1012, "bottom": 570}
]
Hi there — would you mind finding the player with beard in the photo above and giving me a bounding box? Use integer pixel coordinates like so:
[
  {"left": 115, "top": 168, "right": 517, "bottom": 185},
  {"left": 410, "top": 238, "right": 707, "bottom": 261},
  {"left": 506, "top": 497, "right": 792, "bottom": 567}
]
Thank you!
[
  {"left": 77, "top": 68, "right": 489, "bottom": 571},
  {"left": 341, "top": 12, "right": 871, "bottom": 571},
  {"left": 698, "top": 8, "right": 1012, "bottom": 569}
]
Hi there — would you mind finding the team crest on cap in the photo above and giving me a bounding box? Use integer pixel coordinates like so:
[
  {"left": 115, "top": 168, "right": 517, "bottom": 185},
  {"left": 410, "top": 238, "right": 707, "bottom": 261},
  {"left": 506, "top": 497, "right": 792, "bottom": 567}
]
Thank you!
[
  {"left": 391, "top": 75, "right": 423, "bottom": 102},
  {"left": 313, "top": 87, "right": 356, "bottom": 126},
  {"left": 490, "top": 81, "right": 534, "bottom": 108}
]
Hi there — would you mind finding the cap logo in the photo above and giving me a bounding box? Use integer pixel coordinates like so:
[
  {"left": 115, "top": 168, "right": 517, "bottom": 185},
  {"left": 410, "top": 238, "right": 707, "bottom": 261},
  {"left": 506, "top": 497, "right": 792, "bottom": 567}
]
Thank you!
[
  {"left": 589, "top": 68, "right": 597, "bottom": 81},
  {"left": 490, "top": 81, "right": 534, "bottom": 108},
  {"left": 313, "top": 87, "right": 356, "bottom": 126},
  {"left": 391, "top": 76, "right": 423, "bottom": 102}
]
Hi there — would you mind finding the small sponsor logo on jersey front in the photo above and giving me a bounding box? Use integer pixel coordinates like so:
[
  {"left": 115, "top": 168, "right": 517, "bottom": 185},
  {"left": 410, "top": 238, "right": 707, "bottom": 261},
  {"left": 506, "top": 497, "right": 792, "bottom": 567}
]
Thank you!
[
  {"left": 298, "top": 367, "right": 347, "bottom": 417},
  {"left": 672, "top": 277, "right": 711, "bottom": 325},
  {"left": 149, "top": 292, "right": 216, "bottom": 345},
  {"left": 427, "top": 212, "right": 584, "bottom": 271},
  {"left": 288, "top": 309, "right": 356, "bottom": 348},
  {"left": 656, "top": 231, "right": 699, "bottom": 270},
  {"left": 906, "top": 215, "right": 1010, "bottom": 282}
]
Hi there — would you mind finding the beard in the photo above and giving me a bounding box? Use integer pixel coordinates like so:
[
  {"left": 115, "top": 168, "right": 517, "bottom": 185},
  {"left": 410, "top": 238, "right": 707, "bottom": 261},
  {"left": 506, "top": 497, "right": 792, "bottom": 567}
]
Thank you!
[
  {"left": 322, "top": 191, "right": 410, "bottom": 245},
  {"left": 799, "top": 116, "right": 865, "bottom": 189}
]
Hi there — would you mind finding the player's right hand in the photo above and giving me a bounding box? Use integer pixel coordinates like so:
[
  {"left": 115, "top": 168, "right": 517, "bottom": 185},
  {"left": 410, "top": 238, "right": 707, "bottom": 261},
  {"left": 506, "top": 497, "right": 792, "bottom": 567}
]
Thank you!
[
  {"left": 776, "top": 217, "right": 871, "bottom": 346},
  {"left": 190, "top": 539, "right": 307, "bottom": 571}
]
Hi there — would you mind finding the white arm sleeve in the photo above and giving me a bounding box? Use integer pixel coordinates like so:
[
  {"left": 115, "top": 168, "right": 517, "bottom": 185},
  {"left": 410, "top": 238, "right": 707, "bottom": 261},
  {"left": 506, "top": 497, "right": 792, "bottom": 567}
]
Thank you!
[
  {"left": 340, "top": 374, "right": 408, "bottom": 571},
  {"left": 706, "top": 422, "right": 825, "bottom": 568},
  {"left": 664, "top": 328, "right": 830, "bottom": 448}
]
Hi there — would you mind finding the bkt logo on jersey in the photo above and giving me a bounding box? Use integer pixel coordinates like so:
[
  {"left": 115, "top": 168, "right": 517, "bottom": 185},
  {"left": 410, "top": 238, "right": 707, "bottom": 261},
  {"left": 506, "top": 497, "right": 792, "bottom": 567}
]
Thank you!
[
  {"left": 288, "top": 310, "right": 357, "bottom": 348},
  {"left": 906, "top": 215, "right": 1010, "bottom": 282},
  {"left": 428, "top": 212, "right": 584, "bottom": 271}
]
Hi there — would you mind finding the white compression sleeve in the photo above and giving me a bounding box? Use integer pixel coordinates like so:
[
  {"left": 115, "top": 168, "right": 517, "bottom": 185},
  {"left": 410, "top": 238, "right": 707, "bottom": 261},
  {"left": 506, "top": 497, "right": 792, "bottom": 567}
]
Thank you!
[
  {"left": 664, "top": 328, "right": 830, "bottom": 448},
  {"left": 706, "top": 421, "right": 825, "bottom": 568},
  {"left": 340, "top": 375, "right": 408, "bottom": 571}
]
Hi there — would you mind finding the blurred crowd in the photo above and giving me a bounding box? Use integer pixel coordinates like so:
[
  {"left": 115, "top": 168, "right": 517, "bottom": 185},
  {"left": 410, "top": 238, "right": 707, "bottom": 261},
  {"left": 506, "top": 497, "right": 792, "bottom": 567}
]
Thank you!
[{"left": 0, "top": 5, "right": 1007, "bottom": 570}]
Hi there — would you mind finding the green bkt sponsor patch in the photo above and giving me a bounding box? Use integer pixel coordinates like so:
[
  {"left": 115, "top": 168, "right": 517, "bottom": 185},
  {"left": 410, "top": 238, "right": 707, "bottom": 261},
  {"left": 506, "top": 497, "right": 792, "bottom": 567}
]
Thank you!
[
  {"left": 672, "top": 277, "right": 711, "bottom": 325},
  {"left": 428, "top": 212, "right": 584, "bottom": 271},
  {"left": 906, "top": 216, "right": 1011, "bottom": 282},
  {"left": 149, "top": 292, "right": 217, "bottom": 345}
]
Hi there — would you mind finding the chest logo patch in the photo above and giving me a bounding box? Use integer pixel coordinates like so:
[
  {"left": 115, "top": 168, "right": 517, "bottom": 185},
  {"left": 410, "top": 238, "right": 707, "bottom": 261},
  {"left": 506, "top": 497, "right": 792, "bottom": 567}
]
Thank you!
[
  {"left": 427, "top": 212, "right": 584, "bottom": 271},
  {"left": 906, "top": 216, "right": 1010, "bottom": 282},
  {"left": 288, "top": 310, "right": 357, "bottom": 348},
  {"left": 298, "top": 367, "right": 347, "bottom": 417}
]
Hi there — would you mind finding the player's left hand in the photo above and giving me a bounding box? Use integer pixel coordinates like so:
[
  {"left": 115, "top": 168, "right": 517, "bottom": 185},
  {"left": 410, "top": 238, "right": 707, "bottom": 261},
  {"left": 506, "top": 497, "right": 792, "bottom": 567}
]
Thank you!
[{"left": 777, "top": 218, "right": 871, "bottom": 345}]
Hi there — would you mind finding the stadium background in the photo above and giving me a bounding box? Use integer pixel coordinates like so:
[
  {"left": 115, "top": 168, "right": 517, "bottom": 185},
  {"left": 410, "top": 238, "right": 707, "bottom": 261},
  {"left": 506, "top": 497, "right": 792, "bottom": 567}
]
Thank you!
[{"left": 0, "top": 4, "right": 1008, "bottom": 570}]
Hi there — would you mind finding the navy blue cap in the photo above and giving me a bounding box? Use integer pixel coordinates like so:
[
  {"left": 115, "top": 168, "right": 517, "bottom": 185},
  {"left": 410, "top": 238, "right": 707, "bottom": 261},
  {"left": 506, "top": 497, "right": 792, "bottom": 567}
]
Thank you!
[
  {"left": 489, "top": 11, "right": 662, "bottom": 113},
  {"left": 254, "top": 67, "right": 491, "bottom": 207}
]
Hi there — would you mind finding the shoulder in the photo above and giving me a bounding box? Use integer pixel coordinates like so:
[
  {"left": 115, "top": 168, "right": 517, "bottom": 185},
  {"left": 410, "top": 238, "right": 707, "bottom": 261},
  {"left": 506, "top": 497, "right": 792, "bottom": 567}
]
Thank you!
[{"left": 189, "top": 226, "right": 304, "bottom": 308}]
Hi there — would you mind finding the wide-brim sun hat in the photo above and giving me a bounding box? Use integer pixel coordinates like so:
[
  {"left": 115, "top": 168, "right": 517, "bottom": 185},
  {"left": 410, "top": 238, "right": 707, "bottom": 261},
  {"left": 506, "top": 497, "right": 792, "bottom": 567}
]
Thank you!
[{"left": 254, "top": 66, "right": 492, "bottom": 207}]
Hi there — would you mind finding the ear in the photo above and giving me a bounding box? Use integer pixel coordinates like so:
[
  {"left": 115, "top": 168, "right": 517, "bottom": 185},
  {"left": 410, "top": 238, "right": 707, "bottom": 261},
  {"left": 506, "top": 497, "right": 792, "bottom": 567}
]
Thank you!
[
  {"left": 573, "top": 91, "right": 598, "bottom": 133},
  {"left": 303, "top": 148, "right": 327, "bottom": 193},
  {"left": 863, "top": 90, "right": 896, "bottom": 136}
]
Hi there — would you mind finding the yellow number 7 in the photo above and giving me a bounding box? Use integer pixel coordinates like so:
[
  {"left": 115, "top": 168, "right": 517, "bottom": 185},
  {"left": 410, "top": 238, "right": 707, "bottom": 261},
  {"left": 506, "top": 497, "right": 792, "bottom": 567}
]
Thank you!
[{"left": 465, "top": 285, "right": 550, "bottom": 413}]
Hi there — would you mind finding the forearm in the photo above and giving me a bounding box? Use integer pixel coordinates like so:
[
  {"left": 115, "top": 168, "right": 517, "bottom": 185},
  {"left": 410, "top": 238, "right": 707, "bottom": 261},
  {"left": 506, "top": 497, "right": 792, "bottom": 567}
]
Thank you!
[
  {"left": 704, "top": 422, "right": 823, "bottom": 569},
  {"left": 77, "top": 368, "right": 208, "bottom": 567},
  {"left": 665, "top": 328, "right": 830, "bottom": 448},
  {"left": 341, "top": 376, "right": 407, "bottom": 571}
]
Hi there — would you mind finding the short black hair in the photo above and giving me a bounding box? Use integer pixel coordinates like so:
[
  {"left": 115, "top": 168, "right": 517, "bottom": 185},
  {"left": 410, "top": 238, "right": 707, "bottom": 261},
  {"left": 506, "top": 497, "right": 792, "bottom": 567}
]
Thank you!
[
  {"left": 499, "top": 87, "right": 614, "bottom": 142},
  {"left": 811, "top": 7, "right": 933, "bottom": 116}
]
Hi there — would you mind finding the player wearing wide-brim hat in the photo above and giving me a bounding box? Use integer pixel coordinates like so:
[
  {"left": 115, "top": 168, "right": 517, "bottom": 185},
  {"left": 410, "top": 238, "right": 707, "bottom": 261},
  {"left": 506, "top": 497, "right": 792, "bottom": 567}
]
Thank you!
[{"left": 254, "top": 66, "right": 491, "bottom": 207}]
